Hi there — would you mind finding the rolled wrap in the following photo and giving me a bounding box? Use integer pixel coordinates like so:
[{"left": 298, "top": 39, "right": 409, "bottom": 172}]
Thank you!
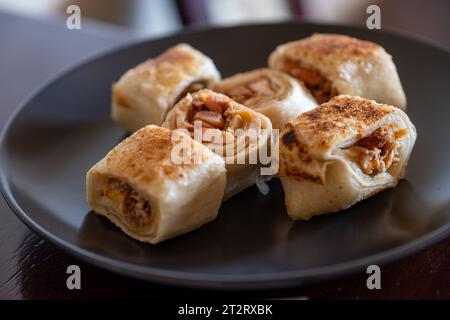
[
  {"left": 269, "top": 33, "right": 407, "bottom": 109},
  {"left": 278, "top": 95, "right": 416, "bottom": 220},
  {"left": 162, "top": 89, "right": 273, "bottom": 199},
  {"left": 213, "top": 68, "right": 316, "bottom": 129},
  {"left": 86, "top": 125, "right": 227, "bottom": 244},
  {"left": 112, "top": 44, "right": 221, "bottom": 132}
]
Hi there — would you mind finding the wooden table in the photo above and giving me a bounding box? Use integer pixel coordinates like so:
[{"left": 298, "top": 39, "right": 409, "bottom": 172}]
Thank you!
[{"left": 0, "top": 11, "right": 449, "bottom": 300}]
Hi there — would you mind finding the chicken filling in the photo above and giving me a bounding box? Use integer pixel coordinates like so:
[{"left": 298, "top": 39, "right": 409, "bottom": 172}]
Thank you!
[
  {"left": 177, "top": 94, "right": 262, "bottom": 137},
  {"left": 102, "top": 178, "right": 152, "bottom": 232},
  {"left": 280, "top": 59, "right": 338, "bottom": 104},
  {"left": 223, "top": 76, "right": 278, "bottom": 106},
  {"left": 345, "top": 125, "right": 407, "bottom": 176}
]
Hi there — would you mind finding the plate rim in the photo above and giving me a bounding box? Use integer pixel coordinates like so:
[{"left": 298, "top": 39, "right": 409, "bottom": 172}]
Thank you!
[{"left": 1, "top": 21, "right": 450, "bottom": 289}]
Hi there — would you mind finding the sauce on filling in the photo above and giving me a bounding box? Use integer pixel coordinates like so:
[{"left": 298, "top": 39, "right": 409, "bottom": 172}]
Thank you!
[
  {"left": 345, "top": 125, "right": 407, "bottom": 176},
  {"left": 281, "top": 59, "right": 338, "bottom": 104},
  {"left": 103, "top": 178, "right": 152, "bottom": 232}
]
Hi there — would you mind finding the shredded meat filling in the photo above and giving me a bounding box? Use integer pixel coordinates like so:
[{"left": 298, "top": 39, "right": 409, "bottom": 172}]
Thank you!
[
  {"left": 281, "top": 59, "right": 338, "bottom": 104},
  {"left": 345, "top": 125, "right": 407, "bottom": 176},
  {"left": 224, "top": 76, "right": 277, "bottom": 106},
  {"left": 180, "top": 95, "right": 261, "bottom": 134},
  {"left": 103, "top": 179, "right": 152, "bottom": 230}
]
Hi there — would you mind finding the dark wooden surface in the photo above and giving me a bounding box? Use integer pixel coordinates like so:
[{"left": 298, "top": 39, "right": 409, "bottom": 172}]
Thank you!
[{"left": 0, "top": 11, "right": 449, "bottom": 300}]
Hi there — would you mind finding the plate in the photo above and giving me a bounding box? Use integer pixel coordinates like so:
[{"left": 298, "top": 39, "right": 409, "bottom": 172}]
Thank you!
[{"left": 1, "top": 23, "right": 450, "bottom": 289}]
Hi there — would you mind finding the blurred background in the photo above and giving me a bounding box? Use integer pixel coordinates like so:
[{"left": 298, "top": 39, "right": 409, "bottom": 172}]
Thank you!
[{"left": 0, "top": 0, "right": 449, "bottom": 48}]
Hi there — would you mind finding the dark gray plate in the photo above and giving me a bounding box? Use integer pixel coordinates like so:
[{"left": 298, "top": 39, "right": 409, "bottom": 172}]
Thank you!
[{"left": 1, "top": 23, "right": 450, "bottom": 290}]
